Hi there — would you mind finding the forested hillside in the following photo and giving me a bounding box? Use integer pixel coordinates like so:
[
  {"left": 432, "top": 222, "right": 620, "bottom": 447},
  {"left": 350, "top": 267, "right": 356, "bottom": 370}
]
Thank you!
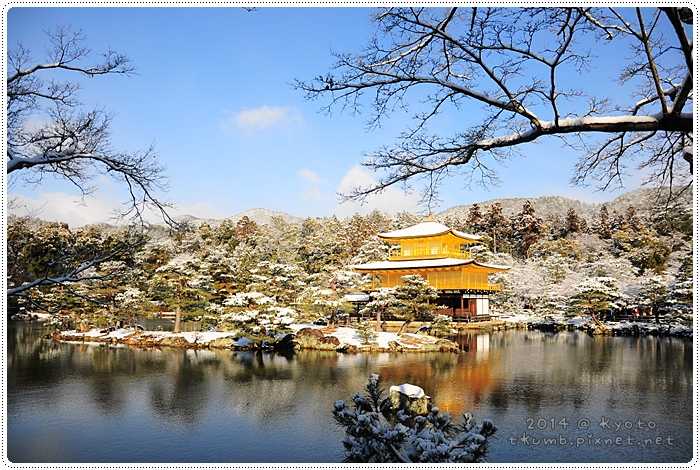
[{"left": 8, "top": 189, "right": 693, "bottom": 332}]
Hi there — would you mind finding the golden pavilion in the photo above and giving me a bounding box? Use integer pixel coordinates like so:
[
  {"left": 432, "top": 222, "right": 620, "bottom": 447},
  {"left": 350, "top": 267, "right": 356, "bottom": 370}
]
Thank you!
[{"left": 352, "top": 218, "right": 510, "bottom": 319}]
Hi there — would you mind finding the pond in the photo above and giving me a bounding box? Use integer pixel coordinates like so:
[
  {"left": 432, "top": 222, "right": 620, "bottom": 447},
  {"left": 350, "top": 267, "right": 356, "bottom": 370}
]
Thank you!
[{"left": 7, "top": 321, "right": 693, "bottom": 463}]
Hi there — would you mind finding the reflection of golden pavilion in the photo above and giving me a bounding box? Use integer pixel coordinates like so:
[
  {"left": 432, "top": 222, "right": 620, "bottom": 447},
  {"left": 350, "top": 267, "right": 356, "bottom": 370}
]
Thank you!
[{"left": 352, "top": 218, "right": 510, "bottom": 319}]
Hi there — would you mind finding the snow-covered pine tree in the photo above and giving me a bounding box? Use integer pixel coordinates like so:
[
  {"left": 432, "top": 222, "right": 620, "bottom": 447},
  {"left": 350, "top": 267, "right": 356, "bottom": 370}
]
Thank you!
[
  {"left": 511, "top": 200, "right": 543, "bottom": 258},
  {"left": 356, "top": 320, "right": 378, "bottom": 344},
  {"left": 595, "top": 205, "right": 613, "bottom": 239},
  {"left": 482, "top": 203, "right": 510, "bottom": 254},
  {"left": 394, "top": 275, "right": 438, "bottom": 333},
  {"left": 332, "top": 374, "right": 496, "bottom": 463}
]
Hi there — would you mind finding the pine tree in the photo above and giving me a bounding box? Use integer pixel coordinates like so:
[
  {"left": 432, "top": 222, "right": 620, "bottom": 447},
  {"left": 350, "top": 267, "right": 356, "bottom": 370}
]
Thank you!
[
  {"left": 234, "top": 216, "right": 259, "bottom": 243},
  {"left": 594, "top": 205, "right": 612, "bottom": 238},
  {"left": 466, "top": 204, "right": 484, "bottom": 233},
  {"left": 351, "top": 236, "right": 389, "bottom": 264},
  {"left": 563, "top": 208, "right": 582, "bottom": 235},
  {"left": 668, "top": 255, "right": 693, "bottom": 318},
  {"left": 356, "top": 320, "right": 378, "bottom": 344},
  {"left": 610, "top": 209, "right": 625, "bottom": 232},
  {"left": 511, "top": 201, "right": 543, "bottom": 258},
  {"left": 332, "top": 374, "right": 496, "bottom": 463},
  {"left": 624, "top": 206, "right": 642, "bottom": 232},
  {"left": 569, "top": 277, "right": 623, "bottom": 320},
  {"left": 482, "top": 203, "right": 510, "bottom": 254},
  {"left": 394, "top": 275, "right": 438, "bottom": 333},
  {"left": 636, "top": 275, "right": 669, "bottom": 323},
  {"left": 361, "top": 288, "right": 400, "bottom": 331}
]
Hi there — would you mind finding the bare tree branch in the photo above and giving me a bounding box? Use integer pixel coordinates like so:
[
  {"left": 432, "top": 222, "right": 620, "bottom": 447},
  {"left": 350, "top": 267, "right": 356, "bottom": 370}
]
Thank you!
[
  {"left": 7, "top": 27, "right": 177, "bottom": 228},
  {"left": 298, "top": 7, "right": 693, "bottom": 203}
]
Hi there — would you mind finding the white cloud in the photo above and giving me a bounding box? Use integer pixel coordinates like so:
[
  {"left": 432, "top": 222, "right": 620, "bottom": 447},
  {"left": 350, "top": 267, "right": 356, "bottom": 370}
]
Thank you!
[
  {"left": 334, "top": 166, "right": 421, "bottom": 217},
  {"left": 10, "top": 191, "right": 227, "bottom": 227},
  {"left": 298, "top": 168, "right": 321, "bottom": 184},
  {"left": 222, "top": 106, "right": 300, "bottom": 132},
  {"left": 10, "top": 192, "right": 122, "bottom": 227},
  {"left": 298, "top": 168, "right": 323, "bottom": 201}
]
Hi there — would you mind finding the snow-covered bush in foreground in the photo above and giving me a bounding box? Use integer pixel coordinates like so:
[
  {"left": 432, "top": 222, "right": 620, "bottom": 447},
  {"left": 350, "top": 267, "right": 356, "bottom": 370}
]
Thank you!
[{"left": 333, "top": 374, "right": 495, "bottom": 463}]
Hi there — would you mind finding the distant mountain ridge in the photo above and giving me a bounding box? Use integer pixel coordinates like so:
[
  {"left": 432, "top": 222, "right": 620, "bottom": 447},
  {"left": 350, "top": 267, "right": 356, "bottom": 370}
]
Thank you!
[
  {"left": 176, "top": 187, "right": 690, "bottom": 228},
  {"left": 175, "top": 208, "right": 303, "bottom": 227},
  {"left": 438, "top": 187, "right": 692, "bottom": 222}
]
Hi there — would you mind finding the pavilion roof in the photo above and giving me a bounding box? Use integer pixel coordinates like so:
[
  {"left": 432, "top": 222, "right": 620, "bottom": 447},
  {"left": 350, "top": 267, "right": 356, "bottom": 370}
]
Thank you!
[
  {"left": 378, "top": 221, "right": 481, "bottom": 241},
  {"left": 353, "top": 258, "right": 510, "bottom": 271}
]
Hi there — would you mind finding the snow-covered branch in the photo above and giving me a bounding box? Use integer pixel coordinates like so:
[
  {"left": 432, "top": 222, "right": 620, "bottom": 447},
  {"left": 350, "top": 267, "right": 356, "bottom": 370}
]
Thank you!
[{"left": 299, "top": 7, "right": 693, "bottom": 203}]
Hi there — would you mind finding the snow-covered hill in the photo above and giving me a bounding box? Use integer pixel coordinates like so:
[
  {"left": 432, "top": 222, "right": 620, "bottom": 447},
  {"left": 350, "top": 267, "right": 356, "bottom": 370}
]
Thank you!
[
  {"left": 175, "top": 208, "right": 302, "bottom": 227},
  {"left": 439, "top": 187, "right": 692, "bottom": 222}
]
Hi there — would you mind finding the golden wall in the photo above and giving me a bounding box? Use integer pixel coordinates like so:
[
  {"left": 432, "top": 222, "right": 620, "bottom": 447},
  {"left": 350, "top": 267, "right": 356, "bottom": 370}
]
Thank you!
[
  {"left": 365, "top": 266, "right": 501, "bottom": 291},
  {"left": 387, "top": 233, "right": 477, "bottom": 260}
]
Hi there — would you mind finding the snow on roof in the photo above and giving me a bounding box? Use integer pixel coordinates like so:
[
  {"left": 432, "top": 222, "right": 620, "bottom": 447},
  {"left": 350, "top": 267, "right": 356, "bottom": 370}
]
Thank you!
[
  {"left": 473, "top": 261, "right": 511, "bottom": 271},
  {"left": 353, "top": 258, "right": 511, "bottom": 271},
  {"left": 353, "top": 258, "right": 472, "bottom": 270},
  {"left": 378, "top": 221, "right": 480, "bottom": 241},
  {"left": 389, "top": 384, "right": 427, "bottom": 399}
]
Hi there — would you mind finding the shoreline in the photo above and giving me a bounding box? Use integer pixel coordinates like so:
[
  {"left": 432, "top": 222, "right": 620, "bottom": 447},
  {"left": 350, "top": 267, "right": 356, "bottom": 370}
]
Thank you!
[
  {"left": 52, "top": 325, "right": 462, "bottom": 353},
  {"left": 496, "top": 314, "right": 693, "bottom": 338}
]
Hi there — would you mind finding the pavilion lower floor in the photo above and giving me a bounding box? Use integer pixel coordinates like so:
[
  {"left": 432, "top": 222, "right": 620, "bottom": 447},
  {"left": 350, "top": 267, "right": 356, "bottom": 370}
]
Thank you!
[{"left": 436, "top": 291, "right": 492, "bottom": 320}]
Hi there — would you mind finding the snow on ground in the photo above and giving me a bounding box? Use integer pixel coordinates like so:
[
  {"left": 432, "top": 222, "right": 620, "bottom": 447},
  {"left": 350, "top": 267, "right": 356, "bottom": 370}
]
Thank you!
[
  {"left": 496, "top": 313, "right": 538, "bottom": 324},
  {"left": 105, "top": 328, "right": 138, "bottom": 340},
  {"left": 178, "top": 331, "right": 237, "bottom": 343},
  {"left": 61, "top": 329, "right": 239, "bottom": 343},
  {"left": 291, "top": 325, "right": 444, "bottom": 349},
  {"left": 58, "top": 323, "right": 451, "bottom": 351}
]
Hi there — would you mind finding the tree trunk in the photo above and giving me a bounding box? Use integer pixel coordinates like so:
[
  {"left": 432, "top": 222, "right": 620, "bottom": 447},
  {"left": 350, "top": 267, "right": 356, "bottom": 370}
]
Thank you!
[
  {"left": 376, "top": 311, "right": 382, "bottom": 332},
  {"left": 398, "top": 320, "right": 411, "bottom": 335},
  {"left": 174, "top": 306, "right": 182, "bottom": 333}
]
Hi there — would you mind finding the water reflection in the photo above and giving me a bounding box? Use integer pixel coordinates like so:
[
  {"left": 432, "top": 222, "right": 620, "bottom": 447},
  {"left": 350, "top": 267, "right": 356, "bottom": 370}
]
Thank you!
[{"left": 7, "top": 323, "right": 693, "bottom": 463}]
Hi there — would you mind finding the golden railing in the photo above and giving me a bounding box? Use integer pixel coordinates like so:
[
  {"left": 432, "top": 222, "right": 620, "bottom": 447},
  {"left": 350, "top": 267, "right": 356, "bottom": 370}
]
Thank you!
[
  {"left": 388, "top": 247, "right": 470, "bottom": 260},
  {"left": 365, "top": 274, "right": 503, "bottom": 292}
]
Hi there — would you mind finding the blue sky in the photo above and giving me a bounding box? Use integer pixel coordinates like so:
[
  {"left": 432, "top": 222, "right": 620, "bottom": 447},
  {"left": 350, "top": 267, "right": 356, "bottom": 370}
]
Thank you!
[{"left": 8, "top": 8, "right": 659, "bottom": 225}]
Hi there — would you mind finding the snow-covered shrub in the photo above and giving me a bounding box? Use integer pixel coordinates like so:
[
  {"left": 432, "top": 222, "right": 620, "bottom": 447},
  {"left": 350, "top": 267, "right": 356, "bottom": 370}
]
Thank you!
[
  {"left": 356, "top": 320, "right": 377, "bottom": 344},
  {"left": 569, "top": 276, "right": 625, "bottom": 318},
  {"left": 333, "top": 374, "right": 495, "bottom": 462},
  {"left": 224, "top": 291, "right": 275, "bottom": 307},
  {"left": 429, "top": 314, "right": 453, "bottom": 338},
  {"left": 219, "top": 291, "right": 296, "bottom": 336}
]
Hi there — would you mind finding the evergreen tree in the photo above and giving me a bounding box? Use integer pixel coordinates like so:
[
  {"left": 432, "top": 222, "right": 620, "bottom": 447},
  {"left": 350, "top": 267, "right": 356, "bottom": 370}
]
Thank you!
[
  {"left": 596, "top": 205, "right": 613, "bottom": 239},
  {"left": 623, "top": 206, "right": 641, "bottom": 232},
  {"left": 234, "top": 216, "right": 259, "bottom": 244},
  {"left": 466, "top": 204, "right": 484, "bottom": 233},
  {"left": 610, "top": 210, "right": 626, "bottom": 232},
  {"left": 668, "top": 255, "right": 693, "bottom": 317},
  {"left": 563, "top": 208, "right": 582, "bottom": 235},
  {"left": 332, "top": 374, "right": 496, "bottom": 463},
  {"left": 612, "top": 226, "right": 671, "bottom": 274},
  {"left": 351, "top": 236, "right": 389, "bottom": 264},
  {"left": 360, "top": 288, "right": 400, "bottom": 331},
  {"left": 636, "top": 275, "right": 669, "bottom": 323},
  {"left": 356, "top": 320, "right": 378, "bottom": 344},
  {"left": 569, "top": 277, "right": 623, "bottom": 320},
  {"left": 511, "top": 201, "right": 543, "bottom": 258},
  {"left": 394, "top": 275, "right": 438, "bottom": 333},
  {"left": 482, "top": 203, "right": 510, "bottom": 254}
]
